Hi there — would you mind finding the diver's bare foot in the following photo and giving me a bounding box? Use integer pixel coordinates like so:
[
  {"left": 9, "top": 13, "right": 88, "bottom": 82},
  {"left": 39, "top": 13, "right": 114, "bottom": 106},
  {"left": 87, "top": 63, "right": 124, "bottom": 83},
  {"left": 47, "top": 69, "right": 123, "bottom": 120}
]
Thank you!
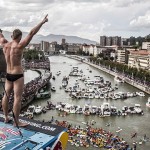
[
  {"left": 4, "top": 117, "right": 12, "bottom": 123},
  {"left": 13, "top": 122, "right": 28, "bottom": 127}
]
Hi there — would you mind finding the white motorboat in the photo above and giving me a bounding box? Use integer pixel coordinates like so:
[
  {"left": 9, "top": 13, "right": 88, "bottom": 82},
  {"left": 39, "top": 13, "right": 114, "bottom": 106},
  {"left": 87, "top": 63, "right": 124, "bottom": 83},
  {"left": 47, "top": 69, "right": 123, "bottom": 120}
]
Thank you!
[
  {"left": 101, "top": 103, "right": 111, "bottom": 116},
  {"left": 136, "top": 92, "right": 145, "bottom": 97},
  {"left": 27, "top": 105, "right": 36, "bottom": 114},
  {"left": 134, "top": 104, "right": 143, "bottom": 114},
  {"left": 76, "top": 107, "right": 83, "bottom": 114},
  {"left": 110, "top": 106, "right": 118, "bottom": 115},
  {"left": 146, "top": 97, "right": 150, "bottom": 107},
  {"left": 63, "top": 103, "right": 74, "bottom": 113},
  {"left": 35, "top": 106, "right": 42, "bottom": 114},
  {"left": 114, "top": 75, "right": 124, "bottom": 83},
  {"left": 128, "top": 106, "right": 136, "bottom": 114},
  {"left": 94, "top": 93, "right": 100, "bottom": 99},
  {"left": 89, "top": 93, "right": 94, "bottom": 99},
  {"left": 69, "top": 66, "right": 82, "bottom": 76},
  {"left": 36, "top": 91, "right": 51, "bottom": 99},
  {"left": 83, "top": 104, "right": 91, "bottom": 115},
  {"left": 90, "top": 106, "right": 98, "bottom": 114}
]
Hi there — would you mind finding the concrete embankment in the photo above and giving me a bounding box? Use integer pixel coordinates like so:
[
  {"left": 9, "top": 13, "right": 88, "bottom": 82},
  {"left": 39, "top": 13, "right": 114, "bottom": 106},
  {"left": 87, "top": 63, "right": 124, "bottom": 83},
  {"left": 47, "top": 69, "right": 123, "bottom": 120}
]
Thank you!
[{"left": 65, "top": 55, "right": 150, "bottom": 95}]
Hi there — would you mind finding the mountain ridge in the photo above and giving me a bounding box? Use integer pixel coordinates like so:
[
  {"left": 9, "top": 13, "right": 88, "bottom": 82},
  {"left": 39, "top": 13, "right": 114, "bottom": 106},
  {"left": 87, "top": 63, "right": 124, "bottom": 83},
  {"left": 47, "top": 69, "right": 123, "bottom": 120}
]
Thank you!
[{"left": 2, "top": 31, "right": 97, "bottom": 44}]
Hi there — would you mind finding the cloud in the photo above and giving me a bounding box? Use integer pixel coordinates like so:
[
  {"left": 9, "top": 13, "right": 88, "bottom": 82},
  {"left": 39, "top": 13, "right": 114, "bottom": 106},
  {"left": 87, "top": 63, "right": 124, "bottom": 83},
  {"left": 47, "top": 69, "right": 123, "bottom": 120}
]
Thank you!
[
  {"left": 130, "top": 11, "right": 150, "bottom": 28},
  {"left": 0, "top": 0, "right": 150, "bottom": 41}
]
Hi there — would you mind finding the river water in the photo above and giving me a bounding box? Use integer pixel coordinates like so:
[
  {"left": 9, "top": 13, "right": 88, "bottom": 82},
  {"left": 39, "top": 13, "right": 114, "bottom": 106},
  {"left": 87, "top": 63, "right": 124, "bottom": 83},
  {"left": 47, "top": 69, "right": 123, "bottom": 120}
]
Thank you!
[{"left": 0, "top": 56, "right": 150, "bottom": 150}]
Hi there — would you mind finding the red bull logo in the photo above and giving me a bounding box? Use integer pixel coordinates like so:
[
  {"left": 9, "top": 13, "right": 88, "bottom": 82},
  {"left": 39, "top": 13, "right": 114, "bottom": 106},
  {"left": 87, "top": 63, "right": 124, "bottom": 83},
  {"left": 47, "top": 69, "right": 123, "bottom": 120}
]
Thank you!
[
  {"left": 0, "top": 127, "right": 20, "bottom": 140},
  {"left": 0, "top": 130, "right": 7, "bottom": 140}
]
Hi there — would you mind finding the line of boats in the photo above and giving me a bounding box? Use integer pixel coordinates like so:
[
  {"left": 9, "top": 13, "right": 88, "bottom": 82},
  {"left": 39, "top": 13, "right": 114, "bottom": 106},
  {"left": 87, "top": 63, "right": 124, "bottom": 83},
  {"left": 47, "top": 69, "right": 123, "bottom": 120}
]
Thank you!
[
  {"left": 20, "top": 100, "right": 144, "bottom": 120},
  {"left": 55, "top": 102, "right": 144, "bottom": 116},
  {"left": 20, "top": 105, "right": 47, "bottom": 119}
]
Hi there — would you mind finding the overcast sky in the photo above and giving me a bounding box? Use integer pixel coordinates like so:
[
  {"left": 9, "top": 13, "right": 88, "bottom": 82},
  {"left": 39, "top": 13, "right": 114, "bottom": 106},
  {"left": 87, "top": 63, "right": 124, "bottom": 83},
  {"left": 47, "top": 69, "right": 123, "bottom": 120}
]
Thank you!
[{"left": 0, "top": 0, "right": 150, "bottom": 42}]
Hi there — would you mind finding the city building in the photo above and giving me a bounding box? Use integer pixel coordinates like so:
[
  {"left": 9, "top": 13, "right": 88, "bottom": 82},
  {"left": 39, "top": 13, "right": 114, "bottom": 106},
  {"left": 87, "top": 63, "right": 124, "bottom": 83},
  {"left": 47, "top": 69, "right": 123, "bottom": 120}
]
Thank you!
[
  {"left": 128, "top": 50, "right": 150, "bottom": 71},
  {"left": 41, "top": 41, "right": 49, "bottom": 52},
  {"left": 100, "top": 36, "right": 106, "bottom": 46},
  {"left": 112, "top": 36, "right": 121, "bottom": 46},
  {"left": 82, "top": 44, "right": 90, "bottom": 54},
  {"left": 106, "top": 37, "right": 112, "bottom": 46},
  {"left": 61, "top": 38, "right": 68, "bottom": 50},
  {"left": 100, "top": 36, "right": 121, "bottom": 46},
  {"left": 142, "top": 42, "right": 150, "bottom": 50},
  {"left": 27, "top": 43, "right": 41, "bottom": 51},
  {"left": 67, "top": 44, "right": 80, "bottom": 54},
  {"left": 116, "top": 49, "right": 126, "bottom": 64},
  {"left": 61, "top": 38, "right": 66, "bottom": 45}
]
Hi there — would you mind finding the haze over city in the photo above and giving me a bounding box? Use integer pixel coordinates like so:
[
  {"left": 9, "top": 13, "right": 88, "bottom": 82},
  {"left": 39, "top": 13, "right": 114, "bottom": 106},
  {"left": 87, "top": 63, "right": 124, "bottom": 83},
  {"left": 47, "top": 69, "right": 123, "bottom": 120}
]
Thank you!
[{"left": 0, "top": 0, "right": 150, "bottom": 42}]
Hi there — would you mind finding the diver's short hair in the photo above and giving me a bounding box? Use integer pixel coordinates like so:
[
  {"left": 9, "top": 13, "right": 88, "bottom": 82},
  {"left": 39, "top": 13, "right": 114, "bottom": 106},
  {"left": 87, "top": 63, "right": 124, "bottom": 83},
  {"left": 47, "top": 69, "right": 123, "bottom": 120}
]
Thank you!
[
  {"left": 0, "top": 29, "right": 2, "bottom": 33},
  {"left": 12, "top": 29, "right": 22, "bottom": 40}
]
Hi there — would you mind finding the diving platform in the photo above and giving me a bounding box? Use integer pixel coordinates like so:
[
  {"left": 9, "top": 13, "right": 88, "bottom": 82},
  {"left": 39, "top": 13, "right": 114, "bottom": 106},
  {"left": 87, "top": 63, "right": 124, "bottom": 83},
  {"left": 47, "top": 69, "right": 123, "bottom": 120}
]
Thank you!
[{"left": 0, "top": 112, "right": 68, "bottom": 150}]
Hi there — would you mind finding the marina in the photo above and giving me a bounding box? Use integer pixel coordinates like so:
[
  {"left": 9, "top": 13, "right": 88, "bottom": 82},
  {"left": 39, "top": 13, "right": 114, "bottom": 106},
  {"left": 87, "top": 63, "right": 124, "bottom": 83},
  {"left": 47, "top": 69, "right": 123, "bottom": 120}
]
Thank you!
[{"left": 29, "top": 55, "right": 150, "bottom": 150}]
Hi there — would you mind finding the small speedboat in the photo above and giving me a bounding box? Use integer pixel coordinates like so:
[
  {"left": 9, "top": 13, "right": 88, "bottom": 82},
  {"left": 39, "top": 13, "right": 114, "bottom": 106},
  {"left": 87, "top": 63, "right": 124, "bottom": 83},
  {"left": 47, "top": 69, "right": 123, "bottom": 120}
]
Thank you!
[
  {"left": 114, "top": 75, "right": 124, "bottom": 83},
  {"left": 35, "top": 106, "right": 42, "bottom": 114},
  {"left": 51, "top": 86, "right": 56, "bottom": 92},
  {"left": 52, "top": 76, "right": 56, "bottom": 80},
  {"left": 136, "top": 92, "right": 145, "bottom": 97},
  {"left": 134, "top": 104, "right": 143, "bottom": 114},
  {"left": 146, "top": 97, "right": 150, "bottom": 108}
]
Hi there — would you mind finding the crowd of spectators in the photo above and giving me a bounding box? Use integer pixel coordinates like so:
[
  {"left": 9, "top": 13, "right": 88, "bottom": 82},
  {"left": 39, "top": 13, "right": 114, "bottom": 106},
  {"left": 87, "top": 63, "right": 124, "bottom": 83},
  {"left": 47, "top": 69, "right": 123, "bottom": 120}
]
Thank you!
[
  {"left": 55, "top": 121, "right": 133, "bottom": 150},
  {"left": 0, "top": 58, "right": 51, "bottom": 112}
]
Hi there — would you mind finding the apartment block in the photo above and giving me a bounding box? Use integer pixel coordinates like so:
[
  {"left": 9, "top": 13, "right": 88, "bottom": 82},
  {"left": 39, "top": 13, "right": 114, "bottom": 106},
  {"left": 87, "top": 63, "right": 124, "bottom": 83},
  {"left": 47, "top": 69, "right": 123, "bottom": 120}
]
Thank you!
[
  {"left": 142, "top": 42, "right": 150, "bottom": 50},
  {"left": 128, "top": 50, "right": 150, "bottom": 70},
  {"left": 100, "top": 36, "right": 121, "bottom": 46}
]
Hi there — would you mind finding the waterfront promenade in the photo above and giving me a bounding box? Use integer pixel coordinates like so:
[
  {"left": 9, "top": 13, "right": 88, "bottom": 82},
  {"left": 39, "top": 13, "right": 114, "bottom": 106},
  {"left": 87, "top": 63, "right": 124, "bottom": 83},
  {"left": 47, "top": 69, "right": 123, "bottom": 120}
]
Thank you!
[{"left": 66, "top": 55, "right": 150, "bottom": 95}]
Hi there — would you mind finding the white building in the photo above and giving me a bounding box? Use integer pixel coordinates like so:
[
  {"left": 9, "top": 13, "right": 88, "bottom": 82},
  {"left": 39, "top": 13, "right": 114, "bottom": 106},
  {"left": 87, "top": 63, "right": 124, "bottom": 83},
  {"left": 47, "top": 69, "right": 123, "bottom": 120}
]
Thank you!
[
  {"left": 117, "top": 49, "right": 125, "bottom": 63},
  {"left": 82, "top": 45, "right": 90, "bottom": 54},
  {"left": 128, "top": 50, "right": 150, "bottom": 70},
  {"left": 142, "top": 42, "right": 150, "bottom": 50}
]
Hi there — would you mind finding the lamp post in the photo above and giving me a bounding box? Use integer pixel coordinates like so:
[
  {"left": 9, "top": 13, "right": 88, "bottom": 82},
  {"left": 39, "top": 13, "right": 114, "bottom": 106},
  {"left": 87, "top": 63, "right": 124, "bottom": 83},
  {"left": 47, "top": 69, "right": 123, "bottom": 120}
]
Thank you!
[
  {"left": 132, "top": 72, "right": 134, "bottom": 85},
  {"left": 144, "top": 77, "right": 146, "bottom": 86}
]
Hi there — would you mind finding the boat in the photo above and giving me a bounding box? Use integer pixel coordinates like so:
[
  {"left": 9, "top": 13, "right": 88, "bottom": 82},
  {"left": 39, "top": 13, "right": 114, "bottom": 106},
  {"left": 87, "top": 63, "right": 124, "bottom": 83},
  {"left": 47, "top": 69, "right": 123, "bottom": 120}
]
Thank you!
[
  {"left": 146, "top": 97, "right": 150, "bottom": 107},
  {"left": 51, "top": 86, "right": 56, "bottom": 92},
  {"left": 52, "top": 76, "right": 56, "bottom": 80},
  {"left": 56, "top": 71, "right": 61, "bottom": 76},
  {"left": 69, "top": 66, "right": 82, "bottom": 76},
  {"left": 83, "top": 104, "right": 91, "bottom": 115},
  {"left": 90, "top": 106, "right": 98, "bottom": 115},
  {"left": 136, "top": 92, "right": 145, "bottom": 97},
  {"left": 101, "top": 103, "right": 111, "bottom": 116},
  {"left": 36, "top": 91, "right": 51, "bottom": 99},
  {"left": 0, "top": 111, "right": 68, "bottom": 150},
  {"left": 134, "top": 104, "right": 143, "bottom": 114},
  {"left": 62, "top": 76, "right": 68, "bottom": 87},
  {"left": 27, "top": 105, "right": 36, "bottom": 114},
  {"left": 35, "top": 106, "right": 42, "bottom": 114},
  {"left": 114, "top": 75, "right": 124, "bottom": 83}
]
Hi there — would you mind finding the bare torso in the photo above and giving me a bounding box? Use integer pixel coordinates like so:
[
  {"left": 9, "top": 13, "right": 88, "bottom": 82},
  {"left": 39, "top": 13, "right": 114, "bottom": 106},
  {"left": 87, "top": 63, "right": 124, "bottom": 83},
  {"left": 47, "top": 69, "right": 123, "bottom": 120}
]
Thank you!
[{"left": 3, "top": 41, "right": 23, "bottom": 74}]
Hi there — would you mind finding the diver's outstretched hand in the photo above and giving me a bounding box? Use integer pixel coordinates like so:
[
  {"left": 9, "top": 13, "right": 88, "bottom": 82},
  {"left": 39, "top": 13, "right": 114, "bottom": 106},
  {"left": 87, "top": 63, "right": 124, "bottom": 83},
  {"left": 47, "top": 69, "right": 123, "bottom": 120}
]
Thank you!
[{"left": 42, "top": 14, "right": 48, "bottom": 24}]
